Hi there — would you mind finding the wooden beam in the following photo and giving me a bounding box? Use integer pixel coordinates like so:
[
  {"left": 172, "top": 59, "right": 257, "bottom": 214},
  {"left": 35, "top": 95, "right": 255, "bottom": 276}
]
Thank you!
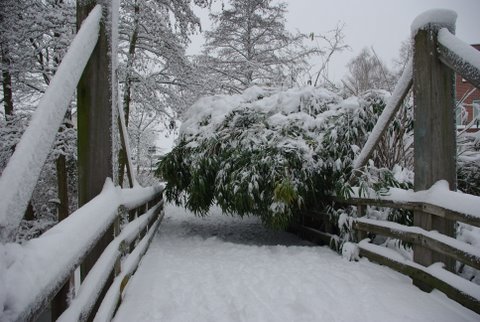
[
  {"left": 76, "top": 0, "right": 115, "bottom": 295},
  {"left": 353, "top": 218, "right": 480, "bottom": 270},
  {"left": 353, "top": 60, "right": 413, "bottom": 169},
  {"left": 413, "top": 23, "right": 456, "bottom": 280},
  {"left": 333, "top": 197, "right": 480, "bottom": 228},
  {"left": 358, "top": 243, "right": 480, "bottom": 315},
  {"left": 437, "top": 28, "right": 480, "bottom": 89}
]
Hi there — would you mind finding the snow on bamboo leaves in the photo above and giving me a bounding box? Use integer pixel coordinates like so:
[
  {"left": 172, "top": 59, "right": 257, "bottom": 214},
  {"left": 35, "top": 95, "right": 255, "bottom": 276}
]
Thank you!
[{"left": 156, "top": 86, "right": 414, "bottom": 228}]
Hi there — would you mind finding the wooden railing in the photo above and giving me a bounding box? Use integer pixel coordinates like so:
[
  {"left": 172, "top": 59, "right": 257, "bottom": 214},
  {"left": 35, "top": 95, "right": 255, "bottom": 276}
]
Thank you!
[
  {"left": 291, "top": 189, "right": 480, "bottom": 314},
  {"left": 348, "top": 194, "right": 480, "bottom": 314},
  {"left": 292, "top": 9, "right": 480, "bottom": 315},
  {"left": 1, "top": 182, "right": 164, "bottom": 322},
  {"left": 0, "top": 1, "right": 165, "bottom": 321}
]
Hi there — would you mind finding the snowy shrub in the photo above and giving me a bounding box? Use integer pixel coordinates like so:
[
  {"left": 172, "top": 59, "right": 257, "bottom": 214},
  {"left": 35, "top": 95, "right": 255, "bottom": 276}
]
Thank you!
[
  {"left": 457, "top": 135, "right": 480, "bottom": 196},
  {"left": 157, "top": 86, "right": 414, "bottom": 229}
]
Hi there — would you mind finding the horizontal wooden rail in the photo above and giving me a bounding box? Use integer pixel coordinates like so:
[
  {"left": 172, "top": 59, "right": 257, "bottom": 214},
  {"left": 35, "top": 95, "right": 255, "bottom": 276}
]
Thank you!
[
  {"left": 438, "top": 28, "right": 480, "bottom": 89},
  {"left": 354, "top": 217, "right": 480, "bottom": 270},
  {"left": 333, "top": 196, "right": 480, "bottom": 228},
  {"left": 1, "top": 181, "right": 163, "bottom": 322},
  {"left": 93, "top": 213, "right": 164, "bottom": 322},
  {"left": 358, "top": 241, "right": 480, "bottom": 314},
  {"left": 290, "top": 223, "right": 337, "bottom": 247},
  {"left": 57, "top": 200, "right": 164, "bottom": 321}
]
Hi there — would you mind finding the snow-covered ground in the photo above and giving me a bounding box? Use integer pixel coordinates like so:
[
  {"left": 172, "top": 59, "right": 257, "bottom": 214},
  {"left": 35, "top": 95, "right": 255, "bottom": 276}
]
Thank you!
[{"left": 113, "top": 204, "right": 478, "bottom": 322}]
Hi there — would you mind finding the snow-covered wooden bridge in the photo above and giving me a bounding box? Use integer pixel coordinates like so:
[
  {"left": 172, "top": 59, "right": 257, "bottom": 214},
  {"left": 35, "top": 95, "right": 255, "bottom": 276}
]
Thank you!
[
  {"left": 111, "top": 204, "right": 478, "bottom": 322},
  {"left": 0, "top": 2, "right": 480, "bottom": 322}
]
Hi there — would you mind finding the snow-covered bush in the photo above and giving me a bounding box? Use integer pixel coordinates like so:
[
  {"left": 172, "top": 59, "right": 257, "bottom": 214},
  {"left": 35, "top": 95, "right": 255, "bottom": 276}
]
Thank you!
[
  {"left": 157, "top": 86, "right": 413, "bottom": 229},
  {"left": 457, "top": 134, "right": 480, "bottom": 196}
]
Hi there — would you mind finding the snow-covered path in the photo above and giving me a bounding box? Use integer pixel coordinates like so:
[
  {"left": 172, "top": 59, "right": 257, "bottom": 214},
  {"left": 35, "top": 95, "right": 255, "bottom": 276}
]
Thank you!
[{"left": 113, "top": 204, "right": 478, "bottom": 322}]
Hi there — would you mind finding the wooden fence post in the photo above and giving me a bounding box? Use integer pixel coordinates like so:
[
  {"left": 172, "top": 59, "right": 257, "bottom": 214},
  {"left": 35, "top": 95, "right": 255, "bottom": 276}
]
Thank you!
[
  {"left": 412, "top": 18, "right": 456, "bottom": 290},
  {"left": 75, "top": 6, "right": 118, "bottom": 320}
]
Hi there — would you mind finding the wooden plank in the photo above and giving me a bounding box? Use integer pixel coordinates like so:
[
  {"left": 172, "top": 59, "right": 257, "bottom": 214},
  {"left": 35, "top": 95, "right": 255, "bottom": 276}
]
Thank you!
[
  {"left": 358, "top": 244, "right": 480, "bottom": 315},
  {"left": 413, "top": 25, "right": 456, "bottom": 275},
  {"left": 290, "top": 223, "right": 337, "bottom": 248},
  {"left": 353, "top": 219, "right": 480, "bottom": 270},
  {"left": 333, "top": 197, "right": 480, "bottom": 228}
]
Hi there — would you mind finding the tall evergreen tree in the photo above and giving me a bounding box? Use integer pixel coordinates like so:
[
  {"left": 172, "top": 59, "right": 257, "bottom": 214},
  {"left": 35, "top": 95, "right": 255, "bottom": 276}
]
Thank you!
[{"left": 201, "top": 0, "right": 317, "bottom": 94}]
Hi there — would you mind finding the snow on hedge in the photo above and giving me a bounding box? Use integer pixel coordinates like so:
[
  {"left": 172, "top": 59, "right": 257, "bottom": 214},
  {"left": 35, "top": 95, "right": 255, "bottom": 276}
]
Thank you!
[
  {"left": 0, "top": 180, "right": 163, "bottom": 322},
  {"left": 159, "top": 85, "right": 406, "bottom": 228},
  {"left": 0, "top": 5, "right": 102, "bottom": 243}
]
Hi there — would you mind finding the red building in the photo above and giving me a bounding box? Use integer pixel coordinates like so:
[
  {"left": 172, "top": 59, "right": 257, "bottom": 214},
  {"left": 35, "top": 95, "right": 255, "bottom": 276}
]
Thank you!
[{"left": 455, "top": 44, "right": 480, "bottom": 131}]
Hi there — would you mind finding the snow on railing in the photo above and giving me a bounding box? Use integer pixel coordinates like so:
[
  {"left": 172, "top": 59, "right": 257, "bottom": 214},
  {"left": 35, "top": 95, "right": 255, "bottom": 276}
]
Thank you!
[
  {"left": 57, "top": 199, "right": 163, "bottom": 322},
  {"left": 0, "top": 179, "right": 163, "bottom": 322},
  {"left": 348, "top": 180, "right": 480, "bottom": 226},
  {"left": 352, "top": 58, "right": 413, "bottom": 169},
  {"left": 0, "top": 5, "right": 103, "bottom": 243},
  {"left": 438, "top": 28, "right": 480, "bottom": 89}
]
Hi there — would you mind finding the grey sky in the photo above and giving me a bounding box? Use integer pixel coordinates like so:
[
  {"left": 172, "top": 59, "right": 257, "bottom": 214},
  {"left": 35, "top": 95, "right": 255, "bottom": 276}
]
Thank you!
[{"left": 187, "top": 0, "right": 480, "bottom": 82}]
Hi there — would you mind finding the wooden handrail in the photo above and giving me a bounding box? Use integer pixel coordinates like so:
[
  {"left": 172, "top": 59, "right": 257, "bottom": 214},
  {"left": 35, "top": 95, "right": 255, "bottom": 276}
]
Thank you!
[
  {"left": 353, "top": 59, "right": 413, "bottom": 169},
  {"left": 353, "top": 217, "right": 480, "bottom": 270},
  {"left": 358, "top": 242, "right": 480, "bottom": 314},
  {"left": 333, "top": 196, "right": 480, "bottom": 228},
  {"left": 0, "top": 5, "right": 103, "bottom": 242},
  {"left": 438, "top": 28, "right": 480, "bottom": 89},
  {"left": 1, "top": 182, "right": 164, "bottom": 322},
  {"left": 57, "top": 200, "right": 164, "bottom": 321}
]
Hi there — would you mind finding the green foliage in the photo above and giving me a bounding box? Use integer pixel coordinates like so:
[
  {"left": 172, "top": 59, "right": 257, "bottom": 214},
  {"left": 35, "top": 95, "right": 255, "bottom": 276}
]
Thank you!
[
  {"left": 457, "top": 136, "right": 480, "bottom": 196},
  {"left": 157, "top": 88, "right": 415, "bottom": 229}
]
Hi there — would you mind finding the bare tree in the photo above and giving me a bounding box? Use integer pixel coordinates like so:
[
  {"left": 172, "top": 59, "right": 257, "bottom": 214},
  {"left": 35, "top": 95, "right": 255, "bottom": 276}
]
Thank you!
[{"left": 343, "top": 47, "right": 395, "bottom": 95}]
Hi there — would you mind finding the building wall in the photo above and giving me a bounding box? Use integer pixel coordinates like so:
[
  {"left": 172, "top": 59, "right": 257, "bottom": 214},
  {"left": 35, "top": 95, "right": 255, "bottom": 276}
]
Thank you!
[{"left": 455, "top": 44, "right": 480, "bottom": 129}]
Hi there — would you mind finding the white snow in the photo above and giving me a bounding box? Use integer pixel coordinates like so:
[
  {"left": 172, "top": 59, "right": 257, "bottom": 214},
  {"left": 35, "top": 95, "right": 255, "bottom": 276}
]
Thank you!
[
  {"left": 353, "top": 58, "right": 413, "bottom": 169},
  {"left": 411, "top": 9, "right": 457, "bottom": 36},
  {"left": 0, "top": 179, "right": 163, "bottom": 322},
  {"left": 180, "top": 85, "right": 343, "bottom": 147},
  {"left": 112, "top": 204, "right": 478, "bottom": 322},
  {"left": 0, "top": 5, "right": 103, "bottom": 242}
]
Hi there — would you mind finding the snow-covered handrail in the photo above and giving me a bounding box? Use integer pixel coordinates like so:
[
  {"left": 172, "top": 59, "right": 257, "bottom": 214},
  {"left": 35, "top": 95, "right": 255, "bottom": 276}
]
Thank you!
[
  {"left": 332, "top": 181, "right": 480, "bottom": 313},
  {"left": 57, "top": 200, "right": 164, "bottom": 322},
  {"left": 0, "top": 5, "right": 103, "bottom": 243},
  {"left": 0, "top": 180, "right": 164, "bottom": 322},
  {"left": 341, "top": 181, "right": 480, "bottom": 228},
  {"left": 352, "top": 59, "right": 413, "bottom": 169},
  {"left": 358, "top": 242, "right": 480, "bottom": 314},
  {"left": 354, "top": 217, "right": 480, "bottom": 270},
  {"left": 438, "top": 28, "right": 480, "bottom": 89}
]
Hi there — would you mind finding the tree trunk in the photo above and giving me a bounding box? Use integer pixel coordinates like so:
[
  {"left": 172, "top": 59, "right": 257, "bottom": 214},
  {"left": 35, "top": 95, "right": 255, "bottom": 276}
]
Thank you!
[
  {"left": 118, "top": 0, "right": 139, "bottom": 187},
  {"left": 1, "top": 43, "right": 14, "bottom": 119}
]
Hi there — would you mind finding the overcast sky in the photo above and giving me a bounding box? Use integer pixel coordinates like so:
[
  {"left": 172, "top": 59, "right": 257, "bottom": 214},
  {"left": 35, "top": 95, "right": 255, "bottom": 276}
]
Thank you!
[{"left": 187, "top": 0, "right": 480, "bottom": 82}]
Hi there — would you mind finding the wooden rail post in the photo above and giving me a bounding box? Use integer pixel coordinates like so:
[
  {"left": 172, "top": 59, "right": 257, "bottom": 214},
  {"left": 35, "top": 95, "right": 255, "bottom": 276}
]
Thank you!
[
  {"left": 412, "top": 16, "right": 456, "bottom": 290},
  {"left": 76, "top": 0, "right": 116, "bottom": 307}
]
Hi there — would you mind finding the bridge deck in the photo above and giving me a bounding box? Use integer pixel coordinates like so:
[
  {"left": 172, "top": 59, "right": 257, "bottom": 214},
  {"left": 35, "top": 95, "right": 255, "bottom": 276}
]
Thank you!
[{"left": 112, "top": 205, "right": 478, "bottom": 322}]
